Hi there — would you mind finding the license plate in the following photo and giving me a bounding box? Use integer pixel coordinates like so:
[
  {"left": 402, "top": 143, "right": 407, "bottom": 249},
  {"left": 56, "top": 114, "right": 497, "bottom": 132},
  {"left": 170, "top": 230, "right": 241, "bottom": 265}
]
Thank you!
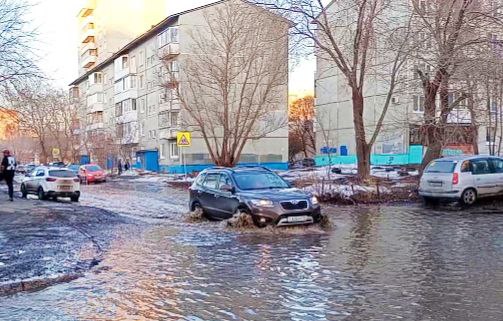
[
  {"left": 59, "top": 185, "right": 72, "bottom": 191},
  {"left": 429, "top": 182, "right": 442, "bottom": 187},
  {"left": 287, "top": 215, "right": 309, "bottom": 223}
]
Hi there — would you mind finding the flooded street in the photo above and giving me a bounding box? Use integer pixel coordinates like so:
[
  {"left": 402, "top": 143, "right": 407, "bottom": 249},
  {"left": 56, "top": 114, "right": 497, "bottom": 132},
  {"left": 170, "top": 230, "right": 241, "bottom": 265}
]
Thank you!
[{"left": 1, "top": 182, "right": 503, "bottom": 320}]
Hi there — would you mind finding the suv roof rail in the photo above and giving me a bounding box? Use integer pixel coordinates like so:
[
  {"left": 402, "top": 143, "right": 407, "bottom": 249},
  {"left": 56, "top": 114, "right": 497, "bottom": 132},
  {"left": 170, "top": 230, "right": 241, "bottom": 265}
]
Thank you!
[{"left": 234, "top": 165, "right": 272, "bottom": 171}]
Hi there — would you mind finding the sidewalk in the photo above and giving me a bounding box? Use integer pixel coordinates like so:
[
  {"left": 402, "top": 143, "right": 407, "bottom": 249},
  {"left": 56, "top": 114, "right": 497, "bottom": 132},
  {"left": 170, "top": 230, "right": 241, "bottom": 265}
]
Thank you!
[{"left": 0, "top": 195, "right": 137, "bottom": 296}]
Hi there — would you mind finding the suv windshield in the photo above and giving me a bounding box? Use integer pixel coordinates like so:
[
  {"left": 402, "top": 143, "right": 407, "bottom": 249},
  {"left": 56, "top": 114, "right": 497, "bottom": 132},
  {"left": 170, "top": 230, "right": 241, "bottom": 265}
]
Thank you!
[
  {"left": 234, "top": 171, "right": 289, "bottom": 190},
  {"left": 85, "top": 165, "right": 101, "bottom": 172},
  {"left": 426, "top": 161, "right": 456, "bottom": 173},
  {"left": 49, "top": 170, "right": 76, "bottom": 178}
]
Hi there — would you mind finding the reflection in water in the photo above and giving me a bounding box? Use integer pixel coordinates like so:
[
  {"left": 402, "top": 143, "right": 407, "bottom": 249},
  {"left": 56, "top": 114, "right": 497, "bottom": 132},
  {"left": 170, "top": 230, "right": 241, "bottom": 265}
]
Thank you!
[{"left": 1, "top": 206, "right": 503, "bottom": 320}]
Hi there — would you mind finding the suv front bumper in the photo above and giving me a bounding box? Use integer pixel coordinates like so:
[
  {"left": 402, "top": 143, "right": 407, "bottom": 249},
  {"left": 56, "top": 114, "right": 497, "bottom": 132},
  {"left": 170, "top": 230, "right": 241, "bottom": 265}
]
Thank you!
[{"left": 249, "top": 205, "right": 322, "bottom": 226}]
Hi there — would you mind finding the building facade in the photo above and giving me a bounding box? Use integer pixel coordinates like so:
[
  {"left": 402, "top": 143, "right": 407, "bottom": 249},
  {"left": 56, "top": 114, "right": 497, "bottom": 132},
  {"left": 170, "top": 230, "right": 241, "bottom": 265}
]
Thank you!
[
  {"left": 314, "top": 1, "right": 501, "bottom": 167},
  {"left": 77, "top": 0, "right": 168, "bottom": 75},
  {"left": 70, "top": 0, "right": 289, "bottom": 173}
]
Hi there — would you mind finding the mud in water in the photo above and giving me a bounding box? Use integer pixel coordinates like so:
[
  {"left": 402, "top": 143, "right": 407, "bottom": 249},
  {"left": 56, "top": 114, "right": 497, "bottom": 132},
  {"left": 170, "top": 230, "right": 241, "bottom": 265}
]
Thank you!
[
  {"left": 184, "top": 208, "right": 207, "bottom": 223},
  {"left": 223, "top": 211, "right": 256, "bottom": 229}
]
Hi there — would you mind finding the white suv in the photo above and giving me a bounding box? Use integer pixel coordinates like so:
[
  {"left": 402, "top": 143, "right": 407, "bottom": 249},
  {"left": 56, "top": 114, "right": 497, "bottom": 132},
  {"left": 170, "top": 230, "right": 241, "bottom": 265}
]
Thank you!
[
  {"left": 21, "top": 167, "right": 81, "bottom": 202},
  {"left": 419, "top": 156, "right": 503, "bottom": 205}
]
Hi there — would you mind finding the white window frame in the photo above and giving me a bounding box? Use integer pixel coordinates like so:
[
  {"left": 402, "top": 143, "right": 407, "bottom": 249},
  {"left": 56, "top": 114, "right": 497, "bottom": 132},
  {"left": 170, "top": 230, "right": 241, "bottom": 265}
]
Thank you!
[{"left": 170, "top": 142, "right": 180, "bottom": 159}]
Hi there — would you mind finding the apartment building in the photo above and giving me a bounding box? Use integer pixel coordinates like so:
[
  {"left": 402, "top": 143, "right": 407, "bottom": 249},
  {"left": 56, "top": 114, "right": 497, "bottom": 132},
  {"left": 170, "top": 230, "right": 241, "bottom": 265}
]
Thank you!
[
  {"left": 314, "top": 1, "right": 501, "bottom": 166},
  {"left": 70, "top": 0, "right": 289, "bottom": 173},
  {"left": 78, "top": 0, "right": 168, "bottom": 75}
]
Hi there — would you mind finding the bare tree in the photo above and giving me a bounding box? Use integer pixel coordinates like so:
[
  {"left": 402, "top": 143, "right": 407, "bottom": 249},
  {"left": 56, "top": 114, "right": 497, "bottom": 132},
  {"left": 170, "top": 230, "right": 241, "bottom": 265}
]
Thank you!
[
  {"left": 411, "top": 0, "right": 503, "bottom": 169},
  {"left": 161, "top": 0, "right": 289, "bottom": 167},
  {"left": 255, "top": 0, "right": 414, "bottom": 180},
  {"left": 289, "top": 95, "right": 316, "bottom": 160},
  {"left": 0, "top": 0, "right": 40, "bottom": 96},
  {"left": 5, "top": 81, "right": 80, "bottom": 163}
]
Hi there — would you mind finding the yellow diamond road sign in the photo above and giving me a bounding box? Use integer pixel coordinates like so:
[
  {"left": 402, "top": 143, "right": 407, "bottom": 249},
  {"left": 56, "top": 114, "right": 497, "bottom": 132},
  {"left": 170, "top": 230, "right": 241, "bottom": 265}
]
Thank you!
[{"left": 177, "top": 131, "right": 192, "bottom": 147}]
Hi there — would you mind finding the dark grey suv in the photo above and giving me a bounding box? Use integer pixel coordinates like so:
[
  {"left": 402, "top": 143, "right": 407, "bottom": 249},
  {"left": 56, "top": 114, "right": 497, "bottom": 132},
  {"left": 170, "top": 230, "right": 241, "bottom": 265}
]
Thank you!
[{"left": 189, "top": 166, "right": 321, "bottom": 227}]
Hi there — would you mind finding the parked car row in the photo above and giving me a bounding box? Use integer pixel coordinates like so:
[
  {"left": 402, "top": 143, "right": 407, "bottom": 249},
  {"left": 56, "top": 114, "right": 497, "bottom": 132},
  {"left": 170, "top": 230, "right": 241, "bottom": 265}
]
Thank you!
[{"left": 18, "top": 163, "right": 107, "bottom": 202}]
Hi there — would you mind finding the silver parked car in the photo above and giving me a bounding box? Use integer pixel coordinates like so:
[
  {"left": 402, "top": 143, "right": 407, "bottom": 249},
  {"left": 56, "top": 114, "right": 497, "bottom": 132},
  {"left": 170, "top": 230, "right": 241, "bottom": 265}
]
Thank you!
[{"left": 419, "top": 155, "right": 503, "bottom": 205}]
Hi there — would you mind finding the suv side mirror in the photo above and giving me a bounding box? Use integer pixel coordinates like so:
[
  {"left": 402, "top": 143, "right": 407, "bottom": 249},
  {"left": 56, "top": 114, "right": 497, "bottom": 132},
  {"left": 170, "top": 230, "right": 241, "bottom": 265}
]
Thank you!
[{"left": 220, "top": 184, "right": 234, "bottom": 193}]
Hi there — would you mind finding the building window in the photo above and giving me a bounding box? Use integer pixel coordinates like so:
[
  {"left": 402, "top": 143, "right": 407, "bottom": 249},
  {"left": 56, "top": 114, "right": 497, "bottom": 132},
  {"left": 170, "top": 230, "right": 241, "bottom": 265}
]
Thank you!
[
  {"left": 170, "top": 141, "right": 179, "bottom": 159},
  {"left": 159, "top": 112, "right": 169, "bottom": 128},
  {"left": 140, "top": 98, "right": 146, "bottom": 113},
  {"left": 171, "top": 111, "right": 179, "bottom": 127},
  {"left": 140, "top": 121, "right": 145, "bottom": 136},
  {"left": 139, "top": 75, "right": 144, "bottom": 88},
  {"left": 132, "top": 99, "right": 137, "bottom": 111},
  {"left": 160, "top": 143, "right": 167, "bottom": 159},
  {"left": 115, "top": 102, "right": 122, "bottom": 117},
  {"left": 170, "top": 27, "right": 179, "bottom": 43},
  {"left": 412, "top": 95, "right": 425, "bottom": 113},
  {"left": 122, "top": 56, "right": 129, "bottom": 69},
  {"left": 139, "top": 51, "right": 145, "bottom": 66}
]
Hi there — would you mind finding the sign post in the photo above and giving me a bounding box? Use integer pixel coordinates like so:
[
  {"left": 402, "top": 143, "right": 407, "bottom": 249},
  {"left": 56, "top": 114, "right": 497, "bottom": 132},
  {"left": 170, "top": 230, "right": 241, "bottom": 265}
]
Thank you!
[{"left": 176, "top": 131, "right": 192, "bottom": 179}]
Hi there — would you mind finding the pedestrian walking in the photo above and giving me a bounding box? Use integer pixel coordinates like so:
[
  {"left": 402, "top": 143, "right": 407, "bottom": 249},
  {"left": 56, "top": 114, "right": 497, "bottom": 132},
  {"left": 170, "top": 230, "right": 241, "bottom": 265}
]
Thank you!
[
  {"left": 1, "top": 150, "right": 17, "bottom": 201},
  {"left": 118, "top": 159, "right": 123, "bottom": 176},
  {"left": 125, "top": 160, "right": 130, "bottom": 172}
]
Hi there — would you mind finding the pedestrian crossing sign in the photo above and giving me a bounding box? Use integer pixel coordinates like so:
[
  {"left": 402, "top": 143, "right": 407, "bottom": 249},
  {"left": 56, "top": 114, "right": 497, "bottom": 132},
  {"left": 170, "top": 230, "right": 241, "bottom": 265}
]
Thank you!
[{"left": 177, "top": 131, "right": 192, "bottom": 147}]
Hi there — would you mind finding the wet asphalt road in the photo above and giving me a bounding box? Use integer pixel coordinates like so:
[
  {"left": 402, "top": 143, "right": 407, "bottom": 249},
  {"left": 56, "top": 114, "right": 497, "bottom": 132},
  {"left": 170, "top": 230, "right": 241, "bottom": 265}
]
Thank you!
[{"left": 1, "top": 179, "right": 503, "bottom": 320}]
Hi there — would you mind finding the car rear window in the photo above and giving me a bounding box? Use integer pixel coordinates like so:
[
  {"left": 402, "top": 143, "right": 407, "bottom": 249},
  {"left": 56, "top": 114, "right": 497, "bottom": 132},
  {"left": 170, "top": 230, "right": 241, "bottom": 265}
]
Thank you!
[
  {"left": 425, "top": 161, "right": 456, "bottom": 173},
  {"left": 49, "top": 170, "right": 76, "bottom": 178},
  {"left": 85, "top": 165, "right": 101, "bottom": 172}
]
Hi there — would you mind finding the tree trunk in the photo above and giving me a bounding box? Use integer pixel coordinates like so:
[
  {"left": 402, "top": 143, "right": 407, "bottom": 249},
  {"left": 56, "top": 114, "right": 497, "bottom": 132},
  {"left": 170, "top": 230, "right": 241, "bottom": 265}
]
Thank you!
[
  {"left": 352, "top": 89, "right": 370, "bottom": 180},
  {"left": 421, "top": 140, "right": 442, "bottom": 170}
]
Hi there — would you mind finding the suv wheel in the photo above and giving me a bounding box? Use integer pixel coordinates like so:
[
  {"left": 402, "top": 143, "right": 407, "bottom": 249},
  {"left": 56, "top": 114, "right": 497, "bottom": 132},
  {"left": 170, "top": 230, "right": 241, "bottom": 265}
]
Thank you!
[
  {"left": 38, "top": 187, "right": 47, "bottom": 201},
  {"left": 71, "top": 194, "right": 80, "bottom": 202},
  {"left": 20, "top": 184, "right": 27, "bottom": 198},
  {"left": 461, "top": 188, "right": 477, "bottom": 206}
]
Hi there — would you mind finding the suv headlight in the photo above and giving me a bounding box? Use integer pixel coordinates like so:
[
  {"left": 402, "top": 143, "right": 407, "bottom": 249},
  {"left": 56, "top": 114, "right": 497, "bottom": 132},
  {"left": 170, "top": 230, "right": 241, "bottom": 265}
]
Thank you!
[
  {"left": 311, "top": 196, "right": 319, "bottom": 205},
  {"left": 249, "top": 199, "right": 274, "bottom": 208}
]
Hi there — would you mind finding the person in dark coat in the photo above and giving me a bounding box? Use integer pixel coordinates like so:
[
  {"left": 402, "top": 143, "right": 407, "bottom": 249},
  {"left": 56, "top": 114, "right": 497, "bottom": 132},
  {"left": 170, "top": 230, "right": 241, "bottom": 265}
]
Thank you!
[
  {"left": 1, "top": 149, "right": 17, "bottom": 201},
  {"left": 118, "top": 159, "right": 123, "bottom": 175},
  {"left": 125, "top": 160, "right": 130, "bottom": 172}
]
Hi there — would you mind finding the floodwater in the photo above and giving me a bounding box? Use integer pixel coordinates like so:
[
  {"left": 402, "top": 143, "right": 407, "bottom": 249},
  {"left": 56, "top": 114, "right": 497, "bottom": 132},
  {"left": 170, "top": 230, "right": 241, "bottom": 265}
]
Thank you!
[{"left": 1, "top": 183, "right": 503, "bottom": 320}]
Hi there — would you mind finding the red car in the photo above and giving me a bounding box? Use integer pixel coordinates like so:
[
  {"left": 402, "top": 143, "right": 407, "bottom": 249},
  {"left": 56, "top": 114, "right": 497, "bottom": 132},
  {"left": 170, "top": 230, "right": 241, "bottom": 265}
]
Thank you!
[{"left": 79, "top": 164, "right": 107, "bottom": 183}]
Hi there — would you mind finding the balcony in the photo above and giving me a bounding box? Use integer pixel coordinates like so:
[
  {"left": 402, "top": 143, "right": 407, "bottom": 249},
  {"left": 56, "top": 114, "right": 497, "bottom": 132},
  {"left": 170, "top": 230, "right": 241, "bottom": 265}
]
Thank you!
[
  {"left": 159, "top": 43, "right": 180, "bottom": 59},
  {"left": 81, "top": 53, "right": 97, "bottom": 69},
  {"left": 159, "top": 129, "right": 177, "bottom": 140},
  {"left": 87, "top": 102, "right": 104, "bottom": 114},
  {"left": 87, "top": 83, "right": 103, "bottom": 96},
  {"left": 80, "top": 41, "right": 96, "bottom": 56},
  {"left": 447, "top": 108, "right": 471, "bottom": 124},
  {"left": 86, "top": 122, "right": 104, "bottom": 131},
  {"left": 159, "top": 99, "right": 181, "bottom": 112},
  {"left": 164, "top": 72, "right": 180, "bottom": 88},
  {"left": 114, "top": 89, "right": 138, "bottom": 104},
  {"left": 78, "top": 0, "right": 95, "bottom": 18},
  {"left": 81, "top": 27, "right": 96, "bottom": 44},
  {"left": 116, "top": 111, "right": 138, "bottom": 124}
]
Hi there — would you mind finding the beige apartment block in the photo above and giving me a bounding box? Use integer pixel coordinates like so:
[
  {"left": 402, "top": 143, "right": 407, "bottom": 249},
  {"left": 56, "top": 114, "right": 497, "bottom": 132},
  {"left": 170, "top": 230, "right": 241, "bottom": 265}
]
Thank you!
[
  {"left": 70, "top": 0, "right": 289, "bottom": 172},
  {"left": 77, "top": 0, "right": 168, "bottom": 76},
  {"left": 315, "top": 1, "right": 499, "bottom": 166}
]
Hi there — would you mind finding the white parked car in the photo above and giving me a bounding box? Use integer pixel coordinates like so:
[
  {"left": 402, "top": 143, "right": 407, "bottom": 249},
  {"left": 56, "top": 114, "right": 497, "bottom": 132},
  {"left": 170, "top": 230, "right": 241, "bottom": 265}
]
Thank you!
[
  {"left": 419, "top": 155, "right": 503, "bottom": 205},
  {"left": 20, "top": 167, "right": 81, "bottom": 202}
]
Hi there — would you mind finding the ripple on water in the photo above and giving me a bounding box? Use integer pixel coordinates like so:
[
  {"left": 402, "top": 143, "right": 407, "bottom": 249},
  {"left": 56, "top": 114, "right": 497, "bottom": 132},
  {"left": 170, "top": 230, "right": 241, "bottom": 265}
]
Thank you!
[{"left": 1, "top": 205, "right": 503, "bottom": 321}]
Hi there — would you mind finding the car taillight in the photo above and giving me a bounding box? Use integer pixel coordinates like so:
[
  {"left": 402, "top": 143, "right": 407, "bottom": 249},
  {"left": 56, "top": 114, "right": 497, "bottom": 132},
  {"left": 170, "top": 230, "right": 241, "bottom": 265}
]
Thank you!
[
  {"left": 46, "top": 177, "right": 57, "bottom": 182},
  {"left": 452, "top": 173, "right": 459, "bottom": 185},
  {"left": 73, "top": 178, "right": 80, "bottom": 182}
]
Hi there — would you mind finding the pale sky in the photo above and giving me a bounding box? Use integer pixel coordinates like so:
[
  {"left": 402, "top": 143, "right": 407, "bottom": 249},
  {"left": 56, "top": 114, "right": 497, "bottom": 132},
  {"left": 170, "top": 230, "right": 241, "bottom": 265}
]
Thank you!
[{"left": 29, "top": 0, "right": 314, "bottom": 94}]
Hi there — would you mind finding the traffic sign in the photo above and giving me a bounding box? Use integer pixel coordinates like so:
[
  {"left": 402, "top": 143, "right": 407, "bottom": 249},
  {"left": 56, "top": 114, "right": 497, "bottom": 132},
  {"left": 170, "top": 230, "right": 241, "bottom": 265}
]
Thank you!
[{"left": 177, "top": 131, "right": 192, "bottom": 147}]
